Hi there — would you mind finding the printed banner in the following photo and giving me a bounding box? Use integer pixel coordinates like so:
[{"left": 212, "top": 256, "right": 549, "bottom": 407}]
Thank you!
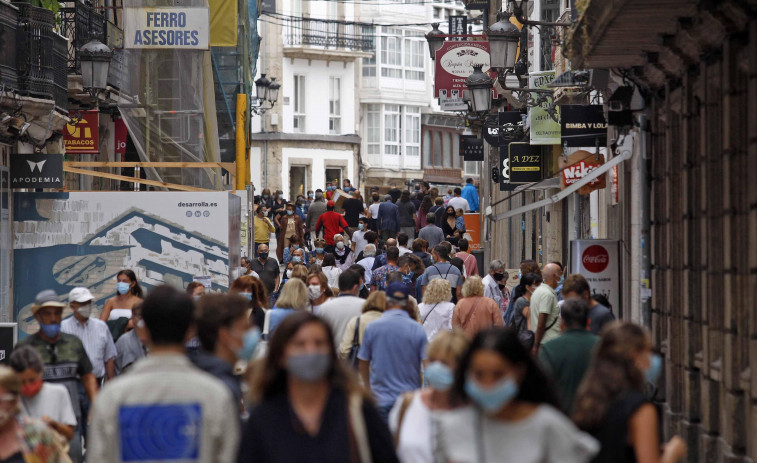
[
  {"left": 114, "top": 118, "right": 127, "bottom": 155},
  {"left": 64, "top": 110, "right": 99, "bottom": 154},
  {"left": 528, "top": 71, "right": 560, "bottom": 145},
  {"left": 9, "top": 154, "right": 63, "bottom": 189},
  {"left": 570, "top": 240, "right": 620, "bottom": 317},
  {"left": 124, "top": 7, "right": 209, "bottom": 49}
]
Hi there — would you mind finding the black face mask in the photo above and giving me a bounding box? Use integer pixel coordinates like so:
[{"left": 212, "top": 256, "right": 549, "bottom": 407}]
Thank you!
[
  {"left": 259, "top": 252, "right": 269, "bottom": 260},
  {"left": 493, "top": 272, "right": 505, "bottom": 282},
  {"left": 498, "top": 283, "right": 506, "bottom": 289}
]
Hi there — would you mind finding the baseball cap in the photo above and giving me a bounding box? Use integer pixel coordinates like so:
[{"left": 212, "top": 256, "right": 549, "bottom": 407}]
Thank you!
[
  {"left": 69, "top": 287, "right": 94, "bottom": 303},
  {"left": 386, "top": 281, "right": 411, "bottom": 301},
  {"left": 31, "top": 289, "right": 66, "bottom": 315},
  {"left": 327, "top": 200, "right": 335, "bottom": 207}
]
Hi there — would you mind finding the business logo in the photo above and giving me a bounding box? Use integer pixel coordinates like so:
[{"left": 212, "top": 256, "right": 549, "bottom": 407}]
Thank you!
[
  {"left": 582, "top": 245, "right": 609, "bottom": 273},
  {"left": 64, "top": 110, "right": 99, "bottom": 154},
  {"left": 27, "top": 160, "right": 47, "bottom": 173}
]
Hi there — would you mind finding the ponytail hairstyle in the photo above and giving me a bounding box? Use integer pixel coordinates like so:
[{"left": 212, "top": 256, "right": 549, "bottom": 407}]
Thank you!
[
  {"left": 117, "top": 269, "right": 144, "bottom": 298},
  {"left": 512, "top": 272, "right": 542, "bottom": 303},
  {"left": 572, "top": 322, "right": 649, "bottom": 429}
]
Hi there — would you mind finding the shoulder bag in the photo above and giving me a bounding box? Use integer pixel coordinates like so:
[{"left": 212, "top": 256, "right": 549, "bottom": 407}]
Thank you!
[
  {"left": 348, "top": 393, "right": 373, "bottom": 463},
  {"left": 347, "top": 316, "right": 361, "bottom": 369},
  {"left": 461, "top": 297, "right": 483, "bottom": 328},
  {"left": 422, "top": 302, "right": 440, "bottom": 325},
  {"left": 254, "top": 309, "right": 272, "bottom": 359}
]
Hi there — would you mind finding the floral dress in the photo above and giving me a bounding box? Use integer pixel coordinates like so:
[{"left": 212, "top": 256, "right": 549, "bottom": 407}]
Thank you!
[{"left": 16, "top": 416, "right": 71, "bottom": 463}]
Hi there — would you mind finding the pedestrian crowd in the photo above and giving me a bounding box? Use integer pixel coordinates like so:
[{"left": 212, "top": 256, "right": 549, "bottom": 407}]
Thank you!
[{"left": 0, "top": 178, "right": 686, "bottom": 463}]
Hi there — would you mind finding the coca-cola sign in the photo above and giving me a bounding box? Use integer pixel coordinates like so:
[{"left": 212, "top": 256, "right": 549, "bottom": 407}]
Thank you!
[{"left": 582, "top": 245, "right": 609, "bottom": 273}]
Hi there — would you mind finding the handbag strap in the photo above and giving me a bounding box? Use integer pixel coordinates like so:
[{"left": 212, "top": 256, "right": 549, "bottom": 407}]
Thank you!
[
  {"left": 348, "top": 393, "right": 373, "bottom": 463},
  {"left": 262, "top": 309, "right": 271, "bottom": 338},
  {"left": 351, "top": 316, "right": 361, "bottom": 348},
  {"left": 462, "top": 297, "right": 483, "bottom": 327},
  {"left": 545, "top": 312, "right": 560, "bottom": 331},
  {"left": 422, "top": 303, "right": 440, "bottom": 325}
]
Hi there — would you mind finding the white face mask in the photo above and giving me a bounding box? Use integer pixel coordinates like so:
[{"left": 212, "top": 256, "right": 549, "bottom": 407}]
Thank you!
[
  {"left": 75, "top": 303, "right": 93, "bottom": 318},
  {"left": 336, "top": 242, "right": 345, "bottom": 250},
  {"left": 286, "top": 269, "right": 293, "bottom": 279},
  {"left": 308, "top": 285, "right": 323, "bottom": 300}
]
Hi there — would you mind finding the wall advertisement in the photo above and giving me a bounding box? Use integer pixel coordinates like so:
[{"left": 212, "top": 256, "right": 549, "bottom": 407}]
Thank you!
[
  {"left": 435, "top": 40, "right": 493, "bottom": 111},
  {"left": 528, "top": 71, "right": 561, "bottom": 145},
  {"left": 13, "top": 192, "right": 240, "bottom": 338},
  {"left": 124, "top": 7, "right": 209, "bottom": 49},
  {"left": 570, "top": 240, "right": 620, "bottom": 317}
]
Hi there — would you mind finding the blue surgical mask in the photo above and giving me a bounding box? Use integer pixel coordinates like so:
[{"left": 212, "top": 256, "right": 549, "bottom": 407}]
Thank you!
[
  {"left": 645, "top": 353, "right": 662, "bottom": 384},
  {"left": 316, "top": 247, "right": 324, "bottom": 254},
  {"left": 465, "top": 377, "right": 519, "bottom": 414},
  {"left": 358, "top": 224, "right": 364, "bottom": 230},
  {"left": 287, "top": 210, "right": 293, "bottom": 215},
  {"left": 292, "top": 256, "right": 302, "bottom": 263},
  {"left": 116, "top": 282, "right": 130, "bottom": 295},
  {"left": 193, "top": 295, "right": 201, "bottom": 301},
  {"left": 424, "top": 362, "right": 455, "bottom": 391},
  {"left": 518, "top": 269, "right": 522, "bottom": 279},
  {"left": 240, "top": 292, "right": 253, "bottom": 301},
  {"left": 236, "top": 327, "right": 262, "bottom": 362},
  {"left": 559, "top": 275, "right": 565, "bottom": 285},
  {"left": 40, "top": 322, "right": 61, "bottom": 338}
]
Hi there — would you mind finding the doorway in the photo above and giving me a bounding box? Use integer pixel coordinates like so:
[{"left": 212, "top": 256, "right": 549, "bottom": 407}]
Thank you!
[
  {"left": 290, "top": 165, "right": 308, "bottom": 201},
  {"left": 325, "top": 167, "right": 342, "bottom": 189}
]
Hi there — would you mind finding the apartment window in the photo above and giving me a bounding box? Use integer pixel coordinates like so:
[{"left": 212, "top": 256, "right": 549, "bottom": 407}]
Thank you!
[
  {"left": 464, "top": 160, "right": 481, "bottom": 176},
  {"left": 380, "top": 29, "right": 402, "bottom": 78},
  {"left": 404, "top": 36, "right": 425, "bottom": 81},
  {"left": 366, "top": 104, "right": 380, "bottom": 156},
  {"left": 293, "top": 75, "right": 305, "bottom": 132},
  {"left": 329, "top": 77, "right": 341, "bottom": 134},
  {"left": 362, "top": 26, "right": 376, "bottom": 77},
  {"left": 405, "top": 106, "right": 421, "bottom": 157},
  {"left": 433, "top": 7, "right": 441, "bottom": 18},
  {"left": 384, "top": 104, "right": 400, "bottom": 155}
]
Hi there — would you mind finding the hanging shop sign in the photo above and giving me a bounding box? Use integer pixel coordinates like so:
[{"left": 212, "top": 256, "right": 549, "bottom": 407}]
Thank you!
[
  {"left": 9, "top": 154, "right": 63, "bottom": 189},
  {"left": 528, "top": 71, "right": 561, "bottom": 145},
  {"left": 124, "top": 7, "right": 209, "bottom": 49},
  {"left": 448, "top": 16, "right": 467, "bottom": 40},
  {"left": 508, "top": 143, "right": 542, "bottom": 184},
  {"left": 570, "top": 240, "right": 620, "bottom": 318},
  {"left": 0, "top": 324, "right": 16, "bottom": 363},
  {"left": 558, "top": 150, "right": 606, "bottom": 194},
  {"left": 114, "top": 118, "right": 128, "bottom": 156},
  {"left": 64, "top": 110, "right": 99, "bottom": 154},
  {"left": 483, "top": 111, "right": 523, "bottom": 147},
  {"left": 560, "top": 105, "right": 608, "bottom": 147},
  {"left": 499, "top": 147, "right": 517, "bottom": 191},
  {"left": 435, "top": 41, "right": 494, "bottom": 111},
  {"left": 459, "top": 135, "right": 484, "bottom": 161},
  {"left": 464, "top": 0, "right": 489, "bottom": 10}
]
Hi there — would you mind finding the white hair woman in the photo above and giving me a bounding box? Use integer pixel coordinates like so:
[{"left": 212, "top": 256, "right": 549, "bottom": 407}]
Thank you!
[{"left": 418, "top": 278, "right": 455, "bottom": 341}]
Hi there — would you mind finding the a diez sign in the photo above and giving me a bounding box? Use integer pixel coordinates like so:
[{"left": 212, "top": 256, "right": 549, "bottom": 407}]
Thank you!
[
  {"left": 9, "top": 154, "right": 63, "bottom": 189},
  {"left": 125, "top": 7, "right": 209, "bottom": 49}
]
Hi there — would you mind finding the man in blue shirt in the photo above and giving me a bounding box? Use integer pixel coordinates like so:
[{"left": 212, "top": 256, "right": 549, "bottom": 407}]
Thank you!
[
  {"left": 376, "top": 194, "right": 400, "bottom": 241},
  {"left": 461, "top": 178, "right": 479, "bottom": 212},
  {"left": 358, "top": 281, "right": 427, "bottom": 422}
]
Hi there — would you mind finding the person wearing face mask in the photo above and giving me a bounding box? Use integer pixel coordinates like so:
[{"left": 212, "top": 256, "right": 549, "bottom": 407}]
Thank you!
[
  {"left": 268, "top": 279, "right": 311, "bottom": 335},
  {"left": 250, "top": 243, "right": 280, "bottom": 308},
  {"left": 230, "top": 276, "right": 269, "bottom": 331},
  {"left": 347, "top": 264, "right": 371, "bottom": 299},
  {"left": 482, "top": 260, "right": 507, "bottom": 308},
  {"left": 351, "top": 217, "right": 369, "bottom": 256},
  {"left": 186, "top": 281, "right": 206, "bottom": 299},
  {"left": 530, "top": 263, "right": 563, "bottom": 354},
  {"left": 550, "top": 261, "right": 565, "bottom": 300},
  {"left": 316, "top": 270, "right": 365, "bottom": 342},
  {"left": 189, "top": 294, "right": 260, "bottom": 412},
  {"left": 417, "top": 278, "right": 455, "bottom": 342},
  {"left": 305, "top": 190, "right": 327, "bottom": 244},
  {"left": 15, "top": 289, "right": 98, "bottom": 463},
  {"left": 561, "top": 274, "right": 615, "bottom": 335},
  {"left": 88, "top": 286, "right": 240, "bottom": 463},
  {"left": 309, "top": 238, "right": 327, "bottom": 267},
  {"left": 239, "top": 312, "right": 398, "bottom": 462},
  {"left": 100, "top": 269, "right": 144, "bottom": 322},
  {"left": 276, "top": 203, "right": 305, "bottom": 262},
  {"left": 503, "top": 259, "right": 540, "bottom": 325},
  {"left": 436, "top": 328, "right": 599, "bottom": 463},
  {"left": 332, "top": 234, "right": 354, "bottom": 271},
  {"left": 9, "top": 346, "right": 77, "bottom": 442},
  {"left": 306, "top": 272, "right": 332, "bottom": 314},
  {"left": 390, "top": 331, "right": 469, "bottom": 463},
  {"left": 114, "top": 303, "right": 148, "bottom": 375},
  {"left": 507, "top": 272, "right": 541, "bottom": 350},
  {"left": 315, "top": 201, "right": 349, "bottom": 254},
  {"left": 573, "top": 322, "right": 687, "bottom": 463},
  {"left": 0, "top": 366, "right": 71, "bottom": 462}
]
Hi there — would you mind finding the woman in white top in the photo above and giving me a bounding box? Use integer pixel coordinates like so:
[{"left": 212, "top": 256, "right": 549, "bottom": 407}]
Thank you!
[
  {"left": 100, "top": 269, "right": 144, "bottom": 321},
  {"left": 435, "top": 328, "right": 599, "bottom": 463},
  {"left": 306, "top": 271, "right": 332, "bottom": 314},
  {"left": 390, "top": 330, "right": 469, "bottom": 463},
  {"left": 418, "top": 278, "right": 455, "bottom": 341},
  {"left": 320, "top": 253, "right": 342, "bottom": 288}
]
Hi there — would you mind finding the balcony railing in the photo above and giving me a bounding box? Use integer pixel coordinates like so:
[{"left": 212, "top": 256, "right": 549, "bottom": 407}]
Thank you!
[
  {"left": 0, "top": 1, "right": 18, "bottom": 91},
  {"left": 284, "top": 17, "right": 374, "bottom": 52},
  {"left": 15, "top": 3, "right": 54, "bottom": 98},
  {"left": 60, "top": 0, "right": 105, "bottom": 74}
]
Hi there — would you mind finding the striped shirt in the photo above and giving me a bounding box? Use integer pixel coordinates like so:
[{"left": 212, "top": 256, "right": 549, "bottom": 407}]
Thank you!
[{"left": 61, "top": 316, "right": 117, "bottom": 378}]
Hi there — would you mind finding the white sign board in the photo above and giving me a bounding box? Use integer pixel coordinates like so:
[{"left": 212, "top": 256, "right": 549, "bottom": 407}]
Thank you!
[
  {"left": 570, "top": 240, "right": 620, "bottom": 317},
  {"left": 124, "top": 7, "right": 209, "bottom": 49}
]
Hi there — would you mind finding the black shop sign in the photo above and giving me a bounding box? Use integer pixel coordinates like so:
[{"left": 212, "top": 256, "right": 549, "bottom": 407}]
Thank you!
[
  {"left": 560, "top": 105, "right": 608, "bottom": 147},
  {"left": 464, "top": 0, "right": 489, "bottom": 10},
  {"left": 508, "top": 143, "right": 542, "bottom": 184},
  {"left": 10, "top": 154, "right": 63, "bottom": 189},
  {"left": 483, "top": 111, "right": 523, "bottom": 147},
  {"left": 459, "top": 135, "right": 484, "bottom": 161}
]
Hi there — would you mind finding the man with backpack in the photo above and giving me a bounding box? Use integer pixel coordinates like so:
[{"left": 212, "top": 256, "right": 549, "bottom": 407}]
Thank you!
[{"left": 420, "top": 245, "right": 463, "bottom": 303}]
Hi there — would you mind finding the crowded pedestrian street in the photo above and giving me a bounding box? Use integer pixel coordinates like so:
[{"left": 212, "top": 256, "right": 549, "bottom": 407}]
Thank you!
[{"left": 0, "top": 0, "right": 755, "bottom": 462}]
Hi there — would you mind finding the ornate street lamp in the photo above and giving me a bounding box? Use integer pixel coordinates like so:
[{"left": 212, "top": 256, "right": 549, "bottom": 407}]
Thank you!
[
  {"left": 79, "top": 39, "right": 112, "bottom": 98},
  {"left": 255, "top": 74, "right": 271, "bottom": 101},
  {"left": 267, "top": 78, "right": 280, "bottom": 105},
  {"left": 465, "top": 64, "right": 493, "bottom": 114},
  {"left": 252, "top": 74, "right": 280, "bottom": 115},
  {"left": 424, "top": 23, "right": 446, "bottom": 60},
  {"left": 486, "top": 15, "right": 521, "bottom": 71}
]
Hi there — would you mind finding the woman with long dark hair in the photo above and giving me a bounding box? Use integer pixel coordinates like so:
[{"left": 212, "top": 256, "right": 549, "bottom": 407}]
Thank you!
[
  {"left": 440, "top": 206, "right": 460, "bottom": 246},
  {"left": 101, "top": 269, "right": 144, "bottom": 321},
  {"left": 239, "top": 312, "right": 398, "bottom": 462},
  {"left": 435, "top": 328, "right": 598, "bottom": 463},
  {"left": 572, "top": 322, "right": 686, "bottom": 463}
]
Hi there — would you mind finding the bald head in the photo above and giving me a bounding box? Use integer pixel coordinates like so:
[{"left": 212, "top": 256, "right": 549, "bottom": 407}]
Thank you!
[
  {"left": 386, "top": 238, "right": 397, "bottom": 248},
  {"left": 542, "top": 263, "right": 562, "bottom": 289}
]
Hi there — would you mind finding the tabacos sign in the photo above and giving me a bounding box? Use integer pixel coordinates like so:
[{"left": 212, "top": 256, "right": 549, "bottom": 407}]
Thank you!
[
  {"left": 9, "top": 154, "right": 63, "bottom": 189},
  {"left": 64, "top": 110, "right": 99, "bottom": 154},
  {"left": 124, "top": 7, "right": 209, "bottom": 49},
  {"left": 558, "top": 150, "right": 606, "bottom": 195}
]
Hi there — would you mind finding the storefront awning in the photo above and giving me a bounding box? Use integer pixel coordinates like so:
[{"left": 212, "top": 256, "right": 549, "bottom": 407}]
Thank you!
[{"left": 488, "top": 148, "right": 633, "bottom": 221}]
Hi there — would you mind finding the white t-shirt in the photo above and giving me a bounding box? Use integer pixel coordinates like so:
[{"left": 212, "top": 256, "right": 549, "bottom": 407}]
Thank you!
[
  {"left": 369, "top": 203, "right": 381, "bottom": 219},
  {"left": 317, "top": 295, "right": 365, "bottom": 342},
  {"left": 447, "top": 196, "right": 471, "bottom": 212},
  {"left": 20, "top": 382, "right": 77, "bottom": 426},
  {"left": 418, "top": 301, "right": 455, "bottom": 341},
  {"left": 436, "top": 404, "right": 598, "bottom": 463},
  {"left": 322, "top": 266, "right": 342, "bottom": 288},
  {"left": 357, "top": 257, "right": 376, "bottom": 285},
  {"left": 352, "top": 230, "right": 368, "bottom": 256},
  {"left": 389, "top": 392, "right": 435, "bottom": 463}
]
